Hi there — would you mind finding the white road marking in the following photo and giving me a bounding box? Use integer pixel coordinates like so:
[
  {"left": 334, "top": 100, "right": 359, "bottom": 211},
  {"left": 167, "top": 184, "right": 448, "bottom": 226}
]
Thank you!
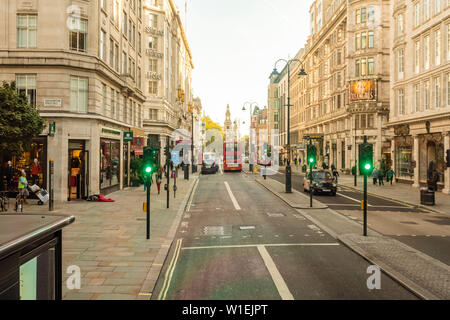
[
  {"left": 186, "top": 179, "right": 199, "bottom": 212},
  {"left": 182, "top": 243, "right": 340, "bottom": 250},
  {"left": 336, "top": 193, "right": 373, "bottom": 206},
  {"left": 224, "top": 181, "right": 241, "bottom": 211},
  {"left": 257, "top": 245, "right": 294, "bottom": 300}
]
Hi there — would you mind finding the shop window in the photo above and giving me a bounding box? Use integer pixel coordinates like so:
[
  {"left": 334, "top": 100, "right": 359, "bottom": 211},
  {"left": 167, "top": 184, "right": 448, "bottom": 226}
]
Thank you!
[
  {"left": 396, "top": 145, "right": 413, "bottom": 178},
  {"left": 100, "top": 139, "right": 121, "bottom": 190}
]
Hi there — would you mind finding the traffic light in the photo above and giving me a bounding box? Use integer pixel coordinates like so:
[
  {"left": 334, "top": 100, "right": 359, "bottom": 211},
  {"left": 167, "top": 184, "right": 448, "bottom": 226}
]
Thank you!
[
  {"left": 446, "top": 149, "right": 450, "bottom": 168},
  {"left": 144, "top": 146, "right": 159, "bottom": 177},
  {"left": 359, "top": 143, "right": 373, "bottom": 175},
  {"left": 263, "top": 142, "right": 268, "bottom": 155},
  {"left": 164, "top": 145, "right": 171, "bottom": 160},
  {"left": 307, "top": 145, "right": 317, "bottom": 165}
]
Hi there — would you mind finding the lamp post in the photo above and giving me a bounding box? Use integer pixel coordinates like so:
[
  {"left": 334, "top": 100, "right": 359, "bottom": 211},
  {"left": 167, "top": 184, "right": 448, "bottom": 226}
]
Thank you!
[
  {"left": 272, "top": 58, "right": 307, "bottom": 194},
  {"left": 189, "top": 103, "right": 197, "bottom": 174},
  {"left": 242, "top": 102, "right": 259, "bottom": 173}
]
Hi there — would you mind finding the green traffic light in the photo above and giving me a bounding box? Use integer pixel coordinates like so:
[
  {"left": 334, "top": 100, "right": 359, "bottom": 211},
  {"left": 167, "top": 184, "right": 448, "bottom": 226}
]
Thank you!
[
  {"left": 145, "top": 166, "right": 152, "bottom": 173},
  {"left": 309, "top": 158, "right": 314, "bottom": 163},
  {"left": 364, "top": 164, "right": 371, "bottom": 171}
]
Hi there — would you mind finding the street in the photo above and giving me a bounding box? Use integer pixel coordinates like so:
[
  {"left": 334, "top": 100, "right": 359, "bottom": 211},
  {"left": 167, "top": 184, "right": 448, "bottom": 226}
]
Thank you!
[
  {"left": 153, "top": 171, "right": 417, "bottom": 300},
  {"left": 269, "top": 168, "right": 450, "bottom": 266}
]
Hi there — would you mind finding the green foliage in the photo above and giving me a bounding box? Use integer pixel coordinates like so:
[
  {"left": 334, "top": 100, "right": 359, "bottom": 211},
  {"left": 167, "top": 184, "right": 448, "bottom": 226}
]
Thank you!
[
  {"left": 0, "top": 81, "right": 45, "bottom": 158},
  {"left": 130, "top": 157, "right": 144, "bottom": 181}
]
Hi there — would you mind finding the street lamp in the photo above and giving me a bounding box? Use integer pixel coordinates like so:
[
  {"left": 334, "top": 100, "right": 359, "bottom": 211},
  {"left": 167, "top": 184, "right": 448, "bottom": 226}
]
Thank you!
[
  {"left": 189, "top": 103, "right": 197, "bottom": 174},
  {"left": 242, "top": 102, "right": 259, "bottom": 172},
  {"left": 272, "top": 58, "right": 307, "bottom": 194}
]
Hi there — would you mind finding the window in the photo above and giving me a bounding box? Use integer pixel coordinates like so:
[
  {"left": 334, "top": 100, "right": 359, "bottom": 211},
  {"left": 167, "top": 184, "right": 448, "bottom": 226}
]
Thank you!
[
  {"left": 148, "top": 13, "right": 157, "bottom": 28},
  {"left": 398, "top": 89, "right": 404, "bottom": 115},
  {"left": 109, "top": 38, "right": 114, "bottom": 67},
  {"left": 368, "top": 7, "right": 375, "bottom": 21},
  {"left": 102, "top": 83, "right": 107, "bottom": 115},
  {"left": 434, "top": 77, "right": 440, "bottom": 108},
  {"left": 122, "top": 52, "right": 127, "bottom": 74},
  {"left": 149, "top": 58, "right": 157, "bottom": 72},
  {"left": 424, "top": 35, "right": 430, "bottom": 70},
  {"left": 447, "top": 25, "right": 450, "bottom": 61},
  {"left": 113, "top": 0, "right": 119, "bottom": 24},
  {"left": 397, "top": 14, "right": 404, "bottom": 35},
  {"left": 356, "top": 33, "right": 361, "bottom": 50},
  {"left": 414, "top": 41, "right": 420, "bottom": 73},
  {"left": 434, "top": 0, "right": 441, "bottom": 14},
  {"left": 148, "top": 36, "right": 156, "bottom": 50},
  {"left": 137, "top": 67, "right": 141, "bottom": 89},
  {"left": 111, "top": 87, "right": 115, "bottom": 118},
  {"left": 434, "top": 30, "right": 441, "bottom": 65},
  {"left": 355, "top": 59, "right": 360, "bottom": 77},
  {"left": 447, "top": 73, "right": 450, "bottom": 106},
  {"left": 424, "top": 0, "right": 430, "bottom": 20},
  {"left": 128, "top": 57, "right": 132, "bottom": 76},
  {"left": 101, "top": 0, "right": 106, "bottom": 10},
  {"left": 361, "top": 32, "right": 367, "bottom": 49},
  {"left": 414, "top": 2, "right": 421, "bottom": 27},
  {"left": 138, "top": 0, "right": 142, "bottom": 19},
  {"left": 360, "top": 114, "right": 366, "bottom": 128},
  {"left": 368, "top": 114, "right": 374, "bottom": 128},
  {"left": 70, "top": 19, "right": 87, "bottom": 52},
  {"left": 138, "top": 32, "right": 141, "bottom": 53},
  {"left": 17, "top": 15, "right": 37, "bottom": 48},
  {"left": 368, "top": 31, "right": 374, "bottom": 48},
  {"left": 414, "top": 84, "right": 420, "bottom": 112},
  {"left": 100, "top": 30, "right": 106, "bottom": 60},
  {"left": 16, "top": 74, "right": 36, "bottom": 107},
  {"left": 361, "top": 8, "right": 366, "bottom": 23},
  {"left": 138, "top": 105, "right": 142, "bottom": 127},
  {"left": 149, "top": 81, "right": 158, "bottom": 95},
  {"left": 123, "top": 12, "right": 127, "bottom": 36},
  {"left": 361, "top": 58, "right": 367, "bottom": 76},
  {"left": 149, "top": 109, "right": 158, "bottom": 120},
  {"left": 356, "top": 9, "right": 361, "bottom": 24},
  {"left": 115, "top": 43, "right": 119, "bottom": 71},
  {"left": 70, "top": 76, "right": 88, "bottom": 113},
  {"left": 131, "top": 23, "right": 136, "bottom": 47},
  {"left": 368, "top": 58, "right": 374, "bottom": 75},
  {"left": 398, "top": 49, "right": 404, "bottom": 79},
  {"left": 116, "top": 91, "right": 120, "bottom": 119},
  {"left": 424, "top": 80, "right": 430, "bottom": 110}
]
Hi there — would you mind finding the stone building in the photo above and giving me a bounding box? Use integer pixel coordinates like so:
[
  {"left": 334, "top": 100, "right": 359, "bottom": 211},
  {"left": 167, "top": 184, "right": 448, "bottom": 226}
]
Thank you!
[{"left": 387, "top": 0, "right": 450, "bottom": 193}]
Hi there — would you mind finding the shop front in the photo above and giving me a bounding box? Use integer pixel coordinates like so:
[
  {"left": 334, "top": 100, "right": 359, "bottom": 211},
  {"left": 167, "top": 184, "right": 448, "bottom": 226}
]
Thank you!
[
  {"left": 68, "top": 140, "right": 88, "bottom": 201},
  {"left": 100, "top": 138, "right": 121, "bottom": 195},
  {"left": 394, "top": 135, "right": 414, "bottom": 181}
]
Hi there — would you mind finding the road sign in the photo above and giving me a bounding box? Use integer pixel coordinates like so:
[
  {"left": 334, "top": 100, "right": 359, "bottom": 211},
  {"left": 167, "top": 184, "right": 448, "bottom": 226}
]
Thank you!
[{"left": 124, "top": 131, "right": 134, "bottom": 142}]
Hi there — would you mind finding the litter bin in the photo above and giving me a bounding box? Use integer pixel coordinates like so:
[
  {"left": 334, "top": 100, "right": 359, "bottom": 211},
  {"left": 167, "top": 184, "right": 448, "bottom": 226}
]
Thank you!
[
  {"left": 0, "top": 214, "right": 75, "bottom": 300},
  {"left": 420, "top": 189, "right": 435, "bottom": 206}
]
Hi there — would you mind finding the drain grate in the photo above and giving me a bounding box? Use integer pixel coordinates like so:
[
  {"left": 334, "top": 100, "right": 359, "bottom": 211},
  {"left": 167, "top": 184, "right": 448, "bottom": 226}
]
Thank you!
[{"left": 203, "top": 225, "right": 232, "bottom": 236}]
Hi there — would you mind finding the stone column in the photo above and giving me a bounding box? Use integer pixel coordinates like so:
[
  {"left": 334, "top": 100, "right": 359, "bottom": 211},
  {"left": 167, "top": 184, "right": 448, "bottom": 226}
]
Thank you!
[
  {"left": 412, "top": 135, "right": 420, "bottom": 188},
  {"left": 337, "top": 138, "right": 342, "bottom": 170},
  {"left": 443, "top": 132, "right": 450, "bottom": 194}
]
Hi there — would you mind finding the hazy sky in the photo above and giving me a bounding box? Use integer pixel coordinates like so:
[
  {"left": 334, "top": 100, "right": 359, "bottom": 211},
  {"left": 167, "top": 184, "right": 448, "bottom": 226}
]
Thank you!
[{"left": 178, "top": 0, "right": 312, "bottom": 131}]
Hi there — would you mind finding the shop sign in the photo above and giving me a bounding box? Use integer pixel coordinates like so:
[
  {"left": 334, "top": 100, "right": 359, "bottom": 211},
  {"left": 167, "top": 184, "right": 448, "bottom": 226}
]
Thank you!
[
  {"left": 48, "top": 121, "right": 56, "bottom": 137},
  {"left": 44, "top": 98, "right": 62, "bottom": 107},
  {"left": 303, "top": 133, "right": 324, "bottom": 140},
  {"left": 123, "top": 131, "right": 134, "bottom": 142},
  {"left": 350, "top": 80, "right": 376, "bottom": 101},
  {"left": 102, "top": 128, "right": 121, "bottom": 136}
]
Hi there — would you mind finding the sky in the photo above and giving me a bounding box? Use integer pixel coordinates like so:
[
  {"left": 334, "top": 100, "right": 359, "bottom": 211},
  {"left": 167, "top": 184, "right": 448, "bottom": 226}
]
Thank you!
[{"left": 178, "top": 0, "right": 313, "bottom": 133}]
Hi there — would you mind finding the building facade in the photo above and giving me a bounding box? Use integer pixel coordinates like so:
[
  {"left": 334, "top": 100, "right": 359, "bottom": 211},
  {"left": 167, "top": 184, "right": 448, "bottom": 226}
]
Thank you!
[
  {"left": 388, "top": 0, "right": 450, "bottom": 193},
  {"left": 281, "top": 0, "right": 391, "bottom": 172}
]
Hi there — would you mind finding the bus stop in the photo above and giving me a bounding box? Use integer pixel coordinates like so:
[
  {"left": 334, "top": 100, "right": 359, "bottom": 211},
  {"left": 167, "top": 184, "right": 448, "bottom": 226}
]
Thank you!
[{"left": 0, "top": 214, "right": 74, "bottom": 300}]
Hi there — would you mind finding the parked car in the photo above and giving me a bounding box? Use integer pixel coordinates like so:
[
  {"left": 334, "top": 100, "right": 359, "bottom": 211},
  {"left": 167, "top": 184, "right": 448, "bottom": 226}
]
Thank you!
[
  {"left": 201, "top": 152, "right": 219, "bottom": 174},
  {"left": 303, "top": 169, "right": 337, "bottom": 196}
]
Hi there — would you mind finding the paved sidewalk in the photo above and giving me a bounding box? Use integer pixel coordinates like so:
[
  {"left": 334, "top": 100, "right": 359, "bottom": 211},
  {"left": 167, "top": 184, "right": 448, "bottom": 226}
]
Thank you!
[
  {"left": 338, "top": 174, "right": 450, "bottom": 215},
  {"left": 18, "top": 174, "right": 198, "bottom": 300},
  {"left": 250, "top": 172, "right": 450, "bottom": 300}
]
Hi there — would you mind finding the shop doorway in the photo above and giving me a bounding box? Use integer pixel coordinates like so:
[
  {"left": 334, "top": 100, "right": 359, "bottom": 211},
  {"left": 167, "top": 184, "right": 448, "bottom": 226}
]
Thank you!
[{"left": 68, "top": 141, "right": 88, "bottom": 201}]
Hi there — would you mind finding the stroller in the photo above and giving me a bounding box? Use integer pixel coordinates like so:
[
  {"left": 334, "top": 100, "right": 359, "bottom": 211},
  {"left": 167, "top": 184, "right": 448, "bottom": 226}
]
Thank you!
[{"left": 29, "top": 184, "right": 49, "bottom": 205}]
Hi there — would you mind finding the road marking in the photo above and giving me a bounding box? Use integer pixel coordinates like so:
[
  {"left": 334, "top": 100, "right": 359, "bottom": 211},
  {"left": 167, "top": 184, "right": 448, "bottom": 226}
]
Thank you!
[
  {"left": 336, "top": 192, "right": 373, "bottom": 206},
  {"left": 224, "top": 181, "right": 241, "bottom": 210},
  {"left": 257, "top": 245, "right": 294, "bottom": 300},
  {"left": 186, "top": 179, "right": 199, "bottom": 212},
  {"left": 158, "top": 238, "right": 183, "bottom": 300},
  {"left": 182, "top": 243, "right": 340, "bottom": 250}
]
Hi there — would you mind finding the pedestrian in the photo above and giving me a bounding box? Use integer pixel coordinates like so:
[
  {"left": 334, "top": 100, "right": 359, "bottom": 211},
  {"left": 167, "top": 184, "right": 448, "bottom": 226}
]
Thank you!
[
  {"left": 156, "top": 166, "right": 163, "bottom": 195},
  {"left": 18, "top": 170, "right": 29, "bottom": 204},
  {"left": 386, "top": 169, "right": 395, "bottom": 185},
  {"left": 30, "top": 158, "right": 42, "bottom": 186},
  {"left": 5, "top": 161, "right": 14, "bottom": 190},
  {"left": 332, "top": 166, "right": 339, "bottom": 183},
  {"left": 372, "top": 168, "right": 378, "bottom": 185},
  {"left": 378, "top": 168, "right": 384, "bottom": 186}
]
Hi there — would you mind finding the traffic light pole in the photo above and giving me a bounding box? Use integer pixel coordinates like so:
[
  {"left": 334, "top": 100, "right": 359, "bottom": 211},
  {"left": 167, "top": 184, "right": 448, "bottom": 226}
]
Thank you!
[
  {"left": 146, "top": 175, "right": 151, "bottom": 240},
  {"left": 309, "top": 140, "right": 313, "bottom": 208},
  {"left": 363, "top": 135, "right": 368, "bottom": 237}
]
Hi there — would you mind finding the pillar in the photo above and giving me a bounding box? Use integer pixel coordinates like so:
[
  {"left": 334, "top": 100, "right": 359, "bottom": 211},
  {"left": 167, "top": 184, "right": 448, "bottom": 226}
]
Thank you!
[
  {"left": 443, "top": 132, "right": 450, "bottom": 194},
  {"left": 412, "top": 135, "right": 420, "bottom": 188}
]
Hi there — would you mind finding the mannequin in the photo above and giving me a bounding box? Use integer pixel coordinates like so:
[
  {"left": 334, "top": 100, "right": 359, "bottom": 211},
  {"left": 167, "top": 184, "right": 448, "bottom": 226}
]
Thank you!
[
  {"left": 6, "top": 161, "right": 14, "bottom": 190},
  {"left": 30, "top": 158, "right": 42, "bottom": 186}
]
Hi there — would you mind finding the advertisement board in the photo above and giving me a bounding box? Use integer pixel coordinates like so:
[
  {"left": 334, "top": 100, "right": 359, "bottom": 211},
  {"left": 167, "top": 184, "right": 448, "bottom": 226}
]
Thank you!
[{"left": 350, "top": 80, "right": 376, "bottom": 101}]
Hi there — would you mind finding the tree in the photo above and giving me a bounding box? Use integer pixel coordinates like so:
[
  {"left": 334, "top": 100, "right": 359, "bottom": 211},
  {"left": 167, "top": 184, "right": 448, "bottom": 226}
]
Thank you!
[
  {"left": 202, "top": 115, "right": 224, "bottom": 138},
  {"left": 0, "top": 81, "right": 45, "bottom": 165}
]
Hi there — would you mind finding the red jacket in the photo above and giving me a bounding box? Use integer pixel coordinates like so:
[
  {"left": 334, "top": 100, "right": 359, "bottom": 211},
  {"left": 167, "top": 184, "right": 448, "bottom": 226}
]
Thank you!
[{"left": 31, "top": 163, "right": 42, "bottom": 175}]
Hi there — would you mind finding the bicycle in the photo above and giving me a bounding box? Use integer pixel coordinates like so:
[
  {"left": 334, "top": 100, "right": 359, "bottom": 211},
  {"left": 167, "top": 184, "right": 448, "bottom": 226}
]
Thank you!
[{"left": 0, "top": 191, "right": 9, "bottom": 212}]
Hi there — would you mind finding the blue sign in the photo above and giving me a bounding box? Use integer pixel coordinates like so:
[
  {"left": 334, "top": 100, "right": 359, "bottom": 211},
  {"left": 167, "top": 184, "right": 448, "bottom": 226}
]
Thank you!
[{"left": 171, "top": 151, "right": 180, "bottom": 166}]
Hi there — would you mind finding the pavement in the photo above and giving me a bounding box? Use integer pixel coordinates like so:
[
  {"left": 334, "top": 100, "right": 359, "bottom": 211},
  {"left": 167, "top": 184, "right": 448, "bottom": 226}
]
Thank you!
[
  {"left": 10, "top": 172, "right": 199, "bottom": 300},
  {"left": 252, "top": 168, "right": 450, "bottom": 300},
  {"left": 152, "top": 170, "right": 418, "bottom": 300}
]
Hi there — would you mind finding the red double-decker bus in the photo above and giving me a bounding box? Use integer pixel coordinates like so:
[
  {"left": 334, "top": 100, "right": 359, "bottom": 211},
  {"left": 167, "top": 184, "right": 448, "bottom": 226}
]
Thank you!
[{"left": 223, "top": 141, "right": 242, "bottom": 172}]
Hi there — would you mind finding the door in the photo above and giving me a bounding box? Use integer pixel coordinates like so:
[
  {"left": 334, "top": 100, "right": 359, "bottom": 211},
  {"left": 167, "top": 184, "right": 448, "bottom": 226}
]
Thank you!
[{"left": 67, "top": 141, "right": 86, "bottom": 201}]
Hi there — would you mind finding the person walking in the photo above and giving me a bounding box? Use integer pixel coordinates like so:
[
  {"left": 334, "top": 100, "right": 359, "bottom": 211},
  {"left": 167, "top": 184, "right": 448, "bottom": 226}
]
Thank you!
[
  {"left": 156, "top": 166, "right": 163, "bottom": 195},
  {"left": 332, "top": 166, "right": 340, "bottom": 183},
  {"left": 5, "top": 161, "right": 15, "bottom": 191},
  {"left": 18, "top": 170, "right": 29, "bottom": 205},
  {"left": 372, "top": 168, "right": 378, "bottom": 185},
  {"left": 386, "top": 169, "right": 395, "bottom": 185},
  {"left": 378, "top": 168, "right": 385, "bottom": 186}
]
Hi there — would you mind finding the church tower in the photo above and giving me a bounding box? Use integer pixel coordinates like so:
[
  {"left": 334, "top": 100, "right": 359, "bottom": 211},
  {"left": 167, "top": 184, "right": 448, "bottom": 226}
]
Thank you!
[{"left": 224, "top": 104, "right": 232, "bottom": 131}]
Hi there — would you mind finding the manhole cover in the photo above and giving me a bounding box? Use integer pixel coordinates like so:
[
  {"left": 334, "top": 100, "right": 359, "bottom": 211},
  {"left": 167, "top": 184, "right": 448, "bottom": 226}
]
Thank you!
[
  {"left": 203, "top": 226, "right": 232, "bottom": 236},
  {"left": 267, "top": 213, "right": 285, "bottom": 217}
]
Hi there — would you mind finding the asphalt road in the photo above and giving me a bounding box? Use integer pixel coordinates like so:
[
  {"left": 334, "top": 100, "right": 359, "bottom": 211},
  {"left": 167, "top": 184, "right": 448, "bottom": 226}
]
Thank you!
[
  {"left": 153, "top": 171, "right": 417, "bottom": 300},
  {"left": 268, "top": 168, "right": 450, "bottom": 265}
]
